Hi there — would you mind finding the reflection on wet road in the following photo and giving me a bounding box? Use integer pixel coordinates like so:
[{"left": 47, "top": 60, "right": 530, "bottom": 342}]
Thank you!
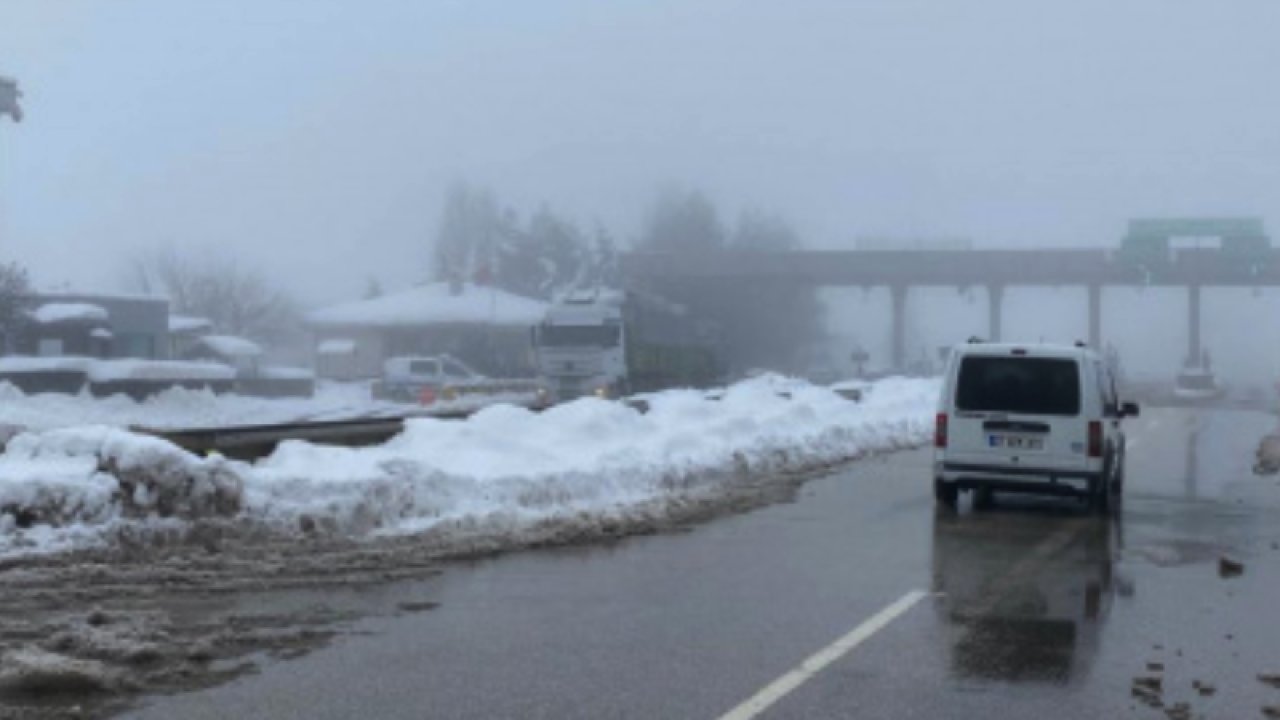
[
  {"left": 127, "top": 407, "right": 1280, "bottom": 720},
  {"left": 932, "top": 507, "right": 1116, "bottom": 686}
]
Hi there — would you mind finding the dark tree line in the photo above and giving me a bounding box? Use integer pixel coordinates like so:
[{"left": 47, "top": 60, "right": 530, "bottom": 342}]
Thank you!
[
  {"left": 432, "top": 182, "right": 617, "bottom": 301},
  {"left": 431, "top": 181, "right": 825, "bottom": 374},
  {"left": 0, "top": 262, "right": 31, "bottom": 353},
  {"left": 632, "top": 188, "right": 825, "bottom": 374}
]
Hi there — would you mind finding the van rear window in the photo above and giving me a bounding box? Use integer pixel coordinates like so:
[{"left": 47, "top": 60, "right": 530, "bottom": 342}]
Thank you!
[{"left": 956, "top": 356, "right": 1080, "bottom": 416}]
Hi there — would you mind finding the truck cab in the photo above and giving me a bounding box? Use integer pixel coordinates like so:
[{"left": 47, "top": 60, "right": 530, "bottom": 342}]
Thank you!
[{"left": 534, "top": 290, "right": 627, "bottom": 402}]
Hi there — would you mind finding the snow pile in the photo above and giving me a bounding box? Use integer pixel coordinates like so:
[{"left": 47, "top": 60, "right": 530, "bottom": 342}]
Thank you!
[
  {"left": 0, "top": 426, "right": 243, "bottom": 555},
  {"left": 0, "top": 356, "right": 93, "bottom": 374},
  {"left": 0, "top": 375, "right": 940, "bottom": 557},
  {"left": 0, "top": 381, "right": 410, "bottom": 432},
  {"left": 0, "top": 357, "right": 235, "bottom": 383},
  {"left": 249, "top": 375, "right": 938, "bottom": 536}
]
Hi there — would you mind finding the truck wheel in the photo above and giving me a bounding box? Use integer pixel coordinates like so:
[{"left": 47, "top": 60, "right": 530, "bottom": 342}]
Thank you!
[{"left": 934, "top": 478, "right": 958, "bottom": 510}]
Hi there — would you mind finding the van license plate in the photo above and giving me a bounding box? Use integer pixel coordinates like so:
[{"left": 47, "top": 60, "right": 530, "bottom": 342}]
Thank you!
[{"left": 988, "top": 434, "right": 1044, "bottom": 450}]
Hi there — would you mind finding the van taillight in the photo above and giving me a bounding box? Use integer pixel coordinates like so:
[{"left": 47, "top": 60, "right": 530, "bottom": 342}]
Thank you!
[
  {"left": 1087, "top": 421, "right": 1103, "bottom": 458},
  {"left": 935, "top": 413, "right": 948, "bottom": 448}
]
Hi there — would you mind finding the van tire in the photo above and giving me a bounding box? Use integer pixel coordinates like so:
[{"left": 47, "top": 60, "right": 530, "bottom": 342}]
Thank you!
[
  {"left": 973, "top": 486, "right": 994, "bottom": 510},
  {"left": 1090, "top": 473, "right": 1112, "bottom": 516},
  {"left": 934, "top": 478, "right": 958, "bottom": 509}
]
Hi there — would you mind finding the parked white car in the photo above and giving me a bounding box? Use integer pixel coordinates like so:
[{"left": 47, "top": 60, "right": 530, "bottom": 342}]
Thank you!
[
  {"left": 933, "top": 341, "right": 1138, "bottom": 513},
  {"left": 373, "top": 355, "right": 547, "bottom": 409}
]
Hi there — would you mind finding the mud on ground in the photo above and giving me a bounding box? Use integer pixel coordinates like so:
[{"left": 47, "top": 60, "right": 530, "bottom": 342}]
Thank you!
[{"left": 0, "top": 461, "right": 838, "bottom": 719}]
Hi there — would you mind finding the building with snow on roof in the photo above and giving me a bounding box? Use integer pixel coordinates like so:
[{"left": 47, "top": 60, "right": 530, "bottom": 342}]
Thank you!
[
  {"left": 181, "top": 334, "right": 264, "bottom": 375},
  {"left": 25, "top": 302, "right": 112, "bottom": 358},
  {"left": 168, "top": 314, "right": 213, "bottom": 358},
  {"left": 307, "top": 281, "right": 548, "bottom": 380},
  {"left": 15, "top": 292, "right": 170, "bottom": 359}
]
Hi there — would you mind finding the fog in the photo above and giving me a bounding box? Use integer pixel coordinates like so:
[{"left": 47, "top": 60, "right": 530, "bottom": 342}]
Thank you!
[{"left": 3, "top": 1, "right": 1280, "bottom": 383}]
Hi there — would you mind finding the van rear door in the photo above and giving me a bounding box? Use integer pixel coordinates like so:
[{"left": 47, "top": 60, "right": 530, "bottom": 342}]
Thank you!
[{"left": 948, "top": 354, "right": 1087, "bottom": 472}]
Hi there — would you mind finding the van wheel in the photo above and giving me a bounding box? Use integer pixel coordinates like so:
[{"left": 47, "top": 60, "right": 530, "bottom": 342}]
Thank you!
[
  {"left": 1090, "top": 474, "right": 1112, "bottom": 516},
  {"left": 973, "top": 487, "right": 994, "bottom": 511},
  {"left": 934, "top": 479, "right": 958, "bottom": 509}
]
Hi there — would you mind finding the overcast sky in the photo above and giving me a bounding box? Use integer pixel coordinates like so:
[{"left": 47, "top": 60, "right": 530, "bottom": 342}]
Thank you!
[{"left": 2, "top": 0, "right": 1280, "bottom": 305}]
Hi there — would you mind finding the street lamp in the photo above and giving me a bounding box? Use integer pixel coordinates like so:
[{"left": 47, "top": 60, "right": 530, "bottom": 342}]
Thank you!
[{"left": 0, "top": 76, "right": 22, "bottom": 123}]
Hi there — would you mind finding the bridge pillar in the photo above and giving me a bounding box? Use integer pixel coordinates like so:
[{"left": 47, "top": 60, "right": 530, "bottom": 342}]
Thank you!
[
  {"left": 1088, "top": 284, "right": 1102, "bottom": 349},
  {"left": 890, "top": 284, "right": 908, "bottom": 371},
  {"left": 987, "top": 284, "right": 1004, "bottom": 342},
  {"left": 1187, "top": 284, "right": 1202, "bottom": 367}
]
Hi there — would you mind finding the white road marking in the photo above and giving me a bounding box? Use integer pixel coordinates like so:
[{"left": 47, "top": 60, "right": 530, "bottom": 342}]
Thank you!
[{"left": 716, "top": 590, "right": 927, "bottom": 720}]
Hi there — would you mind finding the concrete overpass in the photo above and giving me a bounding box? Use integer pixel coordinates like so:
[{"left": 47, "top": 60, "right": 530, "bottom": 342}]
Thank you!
[{"left": 621, "top": 247, "right": 1280, "bottom": 370}]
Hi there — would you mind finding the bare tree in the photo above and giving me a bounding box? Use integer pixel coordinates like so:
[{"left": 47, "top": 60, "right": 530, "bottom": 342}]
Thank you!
[
  {"left": 129, "top": 246, "right": 298, "bottom": 342},
  {"left": 433, "top": 181, "right": 504, "bottom": 284}
]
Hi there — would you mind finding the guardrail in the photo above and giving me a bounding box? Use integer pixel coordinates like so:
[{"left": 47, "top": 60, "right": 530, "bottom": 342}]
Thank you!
[{"left": 133, "top": 409, "right": 477, "bottom": 461}]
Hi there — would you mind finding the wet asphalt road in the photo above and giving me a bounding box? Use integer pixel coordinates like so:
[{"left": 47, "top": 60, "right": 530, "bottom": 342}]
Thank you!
[{"left": 127, "top": 407, "right": 1280, "bottom": 719}]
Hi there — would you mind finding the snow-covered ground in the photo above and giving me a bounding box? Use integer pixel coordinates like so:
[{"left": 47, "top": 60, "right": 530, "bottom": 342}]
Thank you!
[
  {"left": 0, "top": 381, "right": 413, "bottom": 432},
  {"left": 0, "top": 375, "right": 941, "bottom": 558}
]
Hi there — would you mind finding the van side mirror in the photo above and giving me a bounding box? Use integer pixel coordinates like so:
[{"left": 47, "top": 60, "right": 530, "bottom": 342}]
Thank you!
[{"left": 1121, "top": 401, "right": 1140, "bottom": 418}]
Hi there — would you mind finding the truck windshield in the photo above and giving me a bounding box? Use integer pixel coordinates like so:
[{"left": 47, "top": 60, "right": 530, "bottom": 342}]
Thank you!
[
  {"left": 956, "top": 356, "right": 1081, "bottom": 416},
  {"left": 539, "top": 324, "right": 620, "bottom": 348}
]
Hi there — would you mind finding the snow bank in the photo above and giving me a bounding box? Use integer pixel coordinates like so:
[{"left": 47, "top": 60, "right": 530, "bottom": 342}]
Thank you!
[
  {"left": 0, "top": 376, "right": 939, "bottom": 557},
  {"left": 0, "top": 426, "right": 243, "bottom": 556},
  {"left": 0, "top": 357, "right": 235, "bottom": 383},
  {"left": 0, "top": 356, "right": 93, "bottom": 374},
  {"left": 0, "top": 381, "right": 410, "bottom": 432}
]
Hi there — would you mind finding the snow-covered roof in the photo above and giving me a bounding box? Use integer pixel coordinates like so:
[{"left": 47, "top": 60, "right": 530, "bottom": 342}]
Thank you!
[
  {"left": 318, "top": 338, "right": 357, "bottom": 354},
  {"left": 29, "top": 303, "right": 109, "bottom": 325},
  {"left": 89, "top": 360, "right": 235, "bottom": 383},
  {"left": 196, "top": 335, "right": 263, "bottom": 358},
  {"left": 169, "top": 315, "right": 213, "bottom": 333},
  {"left": 258, "top": 365, "right": 315, "bottom": 380},
  {"left": 308, "top": 282, "right": 548, "bottom": 329},
  {"left": 90, "top": 328, "right": 114, "bottom": 339},
  {"left": 0, "top": 356, "right": 93, "bottom": 374},
  {"left": 0, "top": 356, "right": 234, "bottom": 382}
]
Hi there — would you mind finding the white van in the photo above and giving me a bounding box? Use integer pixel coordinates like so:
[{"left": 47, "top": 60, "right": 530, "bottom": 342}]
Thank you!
[{"left": 933, "top": 341, "right": 1138, "bottom": 513}]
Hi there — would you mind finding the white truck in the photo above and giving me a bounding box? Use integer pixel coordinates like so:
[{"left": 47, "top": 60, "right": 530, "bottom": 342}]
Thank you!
[{"left": 533, "top": 289, "right": 720, "bottom": 402}]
